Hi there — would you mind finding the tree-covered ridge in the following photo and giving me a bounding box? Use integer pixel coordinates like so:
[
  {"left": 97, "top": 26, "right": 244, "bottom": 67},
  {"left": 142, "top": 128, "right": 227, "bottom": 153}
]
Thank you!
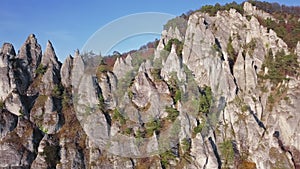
[
  {"left": 248, "top": 0, "right": 300, "bottom": 16},
  {"left": 197, "top": 1, "right": 244, "bottom": 16},
  {"left": 190, "top": 1, "right": 300, "bottom": 49},
  {"left": 251, "top": 1, "right": 300, "bottom": 49}
]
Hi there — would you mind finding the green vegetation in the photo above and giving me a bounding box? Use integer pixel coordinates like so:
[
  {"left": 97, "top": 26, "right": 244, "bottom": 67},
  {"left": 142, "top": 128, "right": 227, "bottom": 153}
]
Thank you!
[
  {"left": 18, "top": 108, "right": 24, "bottom": 116},
  {"left": 96, "top": 59, "right": 112, "bottom": 78},
  {"left": 213, "top": 43, "right": 223, "bottom": 59},
  {"left": 259, "top": 49, "right": 296, "bottom": 111},
  {"left": 145, "top": 119, "right": 161, "bottom": 136},
  {"left": 127, "top": 90, "right": 134, "bottom": 100},
  {"left": 198, "top": 2, "right": 244, "bottom": 16},
  {"left": 52, "top": 84, "right": 64, "bottom": 98},
  {"left": 114, "top": 71, "right": 135, "bottom": 101},
  {"left": 193, "top": 121, "right": 206, "bottom": 135},
  {"left": 112, "top": 108, "right": 126, "bottom": 125},
  {"left": 268, "top": 94, "right": 275, "bottom": 104},
  {"left": 150, "top": 68, "right": 162, "bottom": 81},
  {"left": 241, "top": 104, "right": 249, "bottom": 113},
  {"left": 250, "top": 0, "right": 300, "bottom": 49},
  {"left": 262, "top": 49, "right": 299, "bottom": 85},
  {"left": 39, "top": 126, "right": 48, "bottom": 134},
  {"left": 164, "top": 16, "right": 188, "bottom": 36},
  {"left": 35, "top": 64, "right": 47, "bottom": 75},
  {"left": 227, "top": 36, "right": 236, "bottom": 61},
  {"left": 181, "top": 138, "right": 191, "bottom": 153},
  {"left": 244, "top": 39, "right": 256, "bottom": 56},
  {"left": 199, "top": 86, "right": 213, "bottom": 114},
  {"left": 0, "top": 99, "right": 4, "bottom": 110},
  {"left": 219, "top": 140, "right": 235, "bottom": 168},
  {"left": 62, "top": 88, "right": 72, "bottom": 108},
  {"left": 98, "top": 94, "right": 105, "bottom": 110},
  {"left": 124, "top": 127, "right": 133, "bottom": 136},
  {"left": 164, "top": 38, "right": 184, "bottom": 56},
  {"left": 160, "top": 150, "right": 177, "bottom": 168},
  {"left": 167, "top": 74, "right": 182, "bottom": 104},
  {"left": 153, "top": 50, "right": 169, "bottom": 69},
  {"left": 174, "top": 89, "right": 182, "bottom": 104},
  {"left": 165, "top": 106, "right": 180, "bottom": 122},
  {"left": 135, "top": 129, "right": 144, "bottom": 139},
  {"left": 227, "top": 36, "right": 238, "bottom": 73}
]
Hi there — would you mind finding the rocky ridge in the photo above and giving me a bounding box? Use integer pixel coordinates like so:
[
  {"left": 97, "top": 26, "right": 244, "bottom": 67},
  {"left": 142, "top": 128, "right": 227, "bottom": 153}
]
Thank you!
[{"left": 0, "top": 2, "right": 299, "bottom": 169}]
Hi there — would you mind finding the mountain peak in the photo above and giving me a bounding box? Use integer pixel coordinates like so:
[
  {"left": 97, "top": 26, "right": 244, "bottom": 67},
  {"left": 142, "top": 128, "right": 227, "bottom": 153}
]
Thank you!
[
  {"left": 25, "top": 34, "right": 38, "bottom": 44},
  {"left": 1, "top": 43, "right": 16, "bottom": 56},
  {"left": 41, "top": 40, "right": 60, "bottom": 69}
]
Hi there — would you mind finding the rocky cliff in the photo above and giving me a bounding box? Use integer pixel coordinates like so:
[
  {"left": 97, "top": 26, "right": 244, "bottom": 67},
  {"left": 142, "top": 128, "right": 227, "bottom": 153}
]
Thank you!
[{"left": 0, "top": 2, "right": 299, "bottom": 169}]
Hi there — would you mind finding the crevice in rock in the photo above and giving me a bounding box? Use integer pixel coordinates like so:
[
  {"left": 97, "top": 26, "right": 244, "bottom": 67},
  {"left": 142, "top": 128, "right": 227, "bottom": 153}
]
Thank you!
[
  {"left": 203, "top": 155, "right": 209, "bottom": 169},
  {"left": 227, "top": 56, "right": 239, "bottom": 95},
  {"left": 203, "top": 20, "right": 209, "bottom": 28},
  {"left": 20, "top": 94, "right": 38, "bottom": 118},
  {"left": 52, "top": 96, "right": 64, "bottom": 130},
  {"left": 243, "top": 52, "right": 247, "bottom": 92},
  {"left": 233, "top": 77, "right": 239, "bottom": 95},
  {"left": 258, "top": 96, "right": 265, "bottom": 120},
  {"left": 93, "top": 76, "right": 111, "bottom": 134},
  {"left": 102, "top": 112, "right": 112, "bottom": 128},
  {"left": 105, "top": 73, "right": 112, "bottom": 92},
  {"left": 76, "top": 147, "right": 86, "bottom": 169},
  {"left": 248, "top": 107, "right": 266, "bottom": 130},
  {"left": 208, "top": 137, "right": 222, "bottom": 169},
  {"left": 129, "top": 158, "right": 135, "bottom": 168},
  {"left": 215, "top": 38, "right": 222, "bottom": 49},
  {"left": 273, "top": 131, "right": 298, "bottom": 169},
  {"left": 144, "top": 72, "right": 156, "bottom": 90}
]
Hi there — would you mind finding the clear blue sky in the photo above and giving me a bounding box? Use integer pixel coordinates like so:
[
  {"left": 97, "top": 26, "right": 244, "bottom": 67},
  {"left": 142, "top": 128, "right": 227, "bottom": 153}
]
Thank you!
[{"left": 0, "top": 0, "right": 298, "bottom": 61}]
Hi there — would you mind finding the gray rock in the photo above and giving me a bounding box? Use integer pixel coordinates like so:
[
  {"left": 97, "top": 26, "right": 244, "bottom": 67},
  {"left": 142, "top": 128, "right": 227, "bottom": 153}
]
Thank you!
[
  {"left": 296, "top": 41, "right": 300, "bottom": 63},
  {"left": 97, "top": 71, "right": 117, "bottom": 109},
  {"left": 161, "top": 44, "right": 186, "bottom": 82},
  {"left": 0, "top": 110, "right": 18, "bottom": 139},
  {"left": 30, "top": 96, "right": 61, "bottom": 134},
  {"left": 243, "top": 2, "right": 276, "bottom": 21},
  {"left": 113, "top": 54, "right": 133, "bottom": 80},
  {"left": 61, "top": 55, "right": 73, "bottom": 88},
  {"left": 17, "top": 34, "right": 42, "bottom": 80},
  {"left": 71, "top": 50, "right": 85, "bottom": 92},
  {"left": 41, "top": 40, "right": 60, "bottom": 70},
  {"left": 0, "top": 7, "right": 300, "bottom": 168},
  {"left": 0, "top": 43, "right": 16, "bottom": 100}
]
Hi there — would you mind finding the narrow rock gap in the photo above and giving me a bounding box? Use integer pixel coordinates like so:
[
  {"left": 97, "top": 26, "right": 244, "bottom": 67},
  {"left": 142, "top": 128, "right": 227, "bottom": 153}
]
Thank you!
[
  {"left": 208, "top": 137, "right": 222, "bottom": 169},
  {"left": 273, "top": 131, "right": 298, "bottom": 169},
  {"left": 248, "top": 107, "right": 266, "bottom": 130},
  {"left": 243, "top": 51, "right": 247, "bottom": 92},
  {"left": 203, "top": 155, "right": 209, "bottom": 169},
  {"left": 227, "top": 54, "right": 239, "bottom": 95},
  {"left": 93, "top": 76, "right": 111, "bottom": 134}
]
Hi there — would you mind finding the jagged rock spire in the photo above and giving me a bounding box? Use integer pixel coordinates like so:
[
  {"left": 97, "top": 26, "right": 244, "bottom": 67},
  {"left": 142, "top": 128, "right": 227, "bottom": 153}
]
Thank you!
[
  {"left": 113, "top": 54, "right": 133, "bottom": 79},
  {"left": 41, "top": 40, "right": 60, "bottom": 70},
  {"left": 61, "top": 55, "right": 73, "bottom": 88},
  {"left": 1, "top": 43, "right": 16, "bottom": 56},
  {"left": 0, "top": 43, "right": 16, "bottom": 67},
  {"left": 18, "top": 34, "right": 42, "bottom": 67}
]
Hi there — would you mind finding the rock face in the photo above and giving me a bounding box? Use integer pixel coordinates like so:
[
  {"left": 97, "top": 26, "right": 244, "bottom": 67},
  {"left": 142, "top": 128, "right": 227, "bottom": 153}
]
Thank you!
[
  {"left": 60, "top": 55, "right": 73, "bottom": 88},
  {"left": 161, "top": 44, "right": 186, "bottom": 81},
  {"left": 0, "top": 2, "right": 300, "bottom": 169},
  {"left": 113, "top": 54, "right": 133, "bottom": 79},
  {"left": 243, "top": 2, "right": 276, "bottom": 20}
]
